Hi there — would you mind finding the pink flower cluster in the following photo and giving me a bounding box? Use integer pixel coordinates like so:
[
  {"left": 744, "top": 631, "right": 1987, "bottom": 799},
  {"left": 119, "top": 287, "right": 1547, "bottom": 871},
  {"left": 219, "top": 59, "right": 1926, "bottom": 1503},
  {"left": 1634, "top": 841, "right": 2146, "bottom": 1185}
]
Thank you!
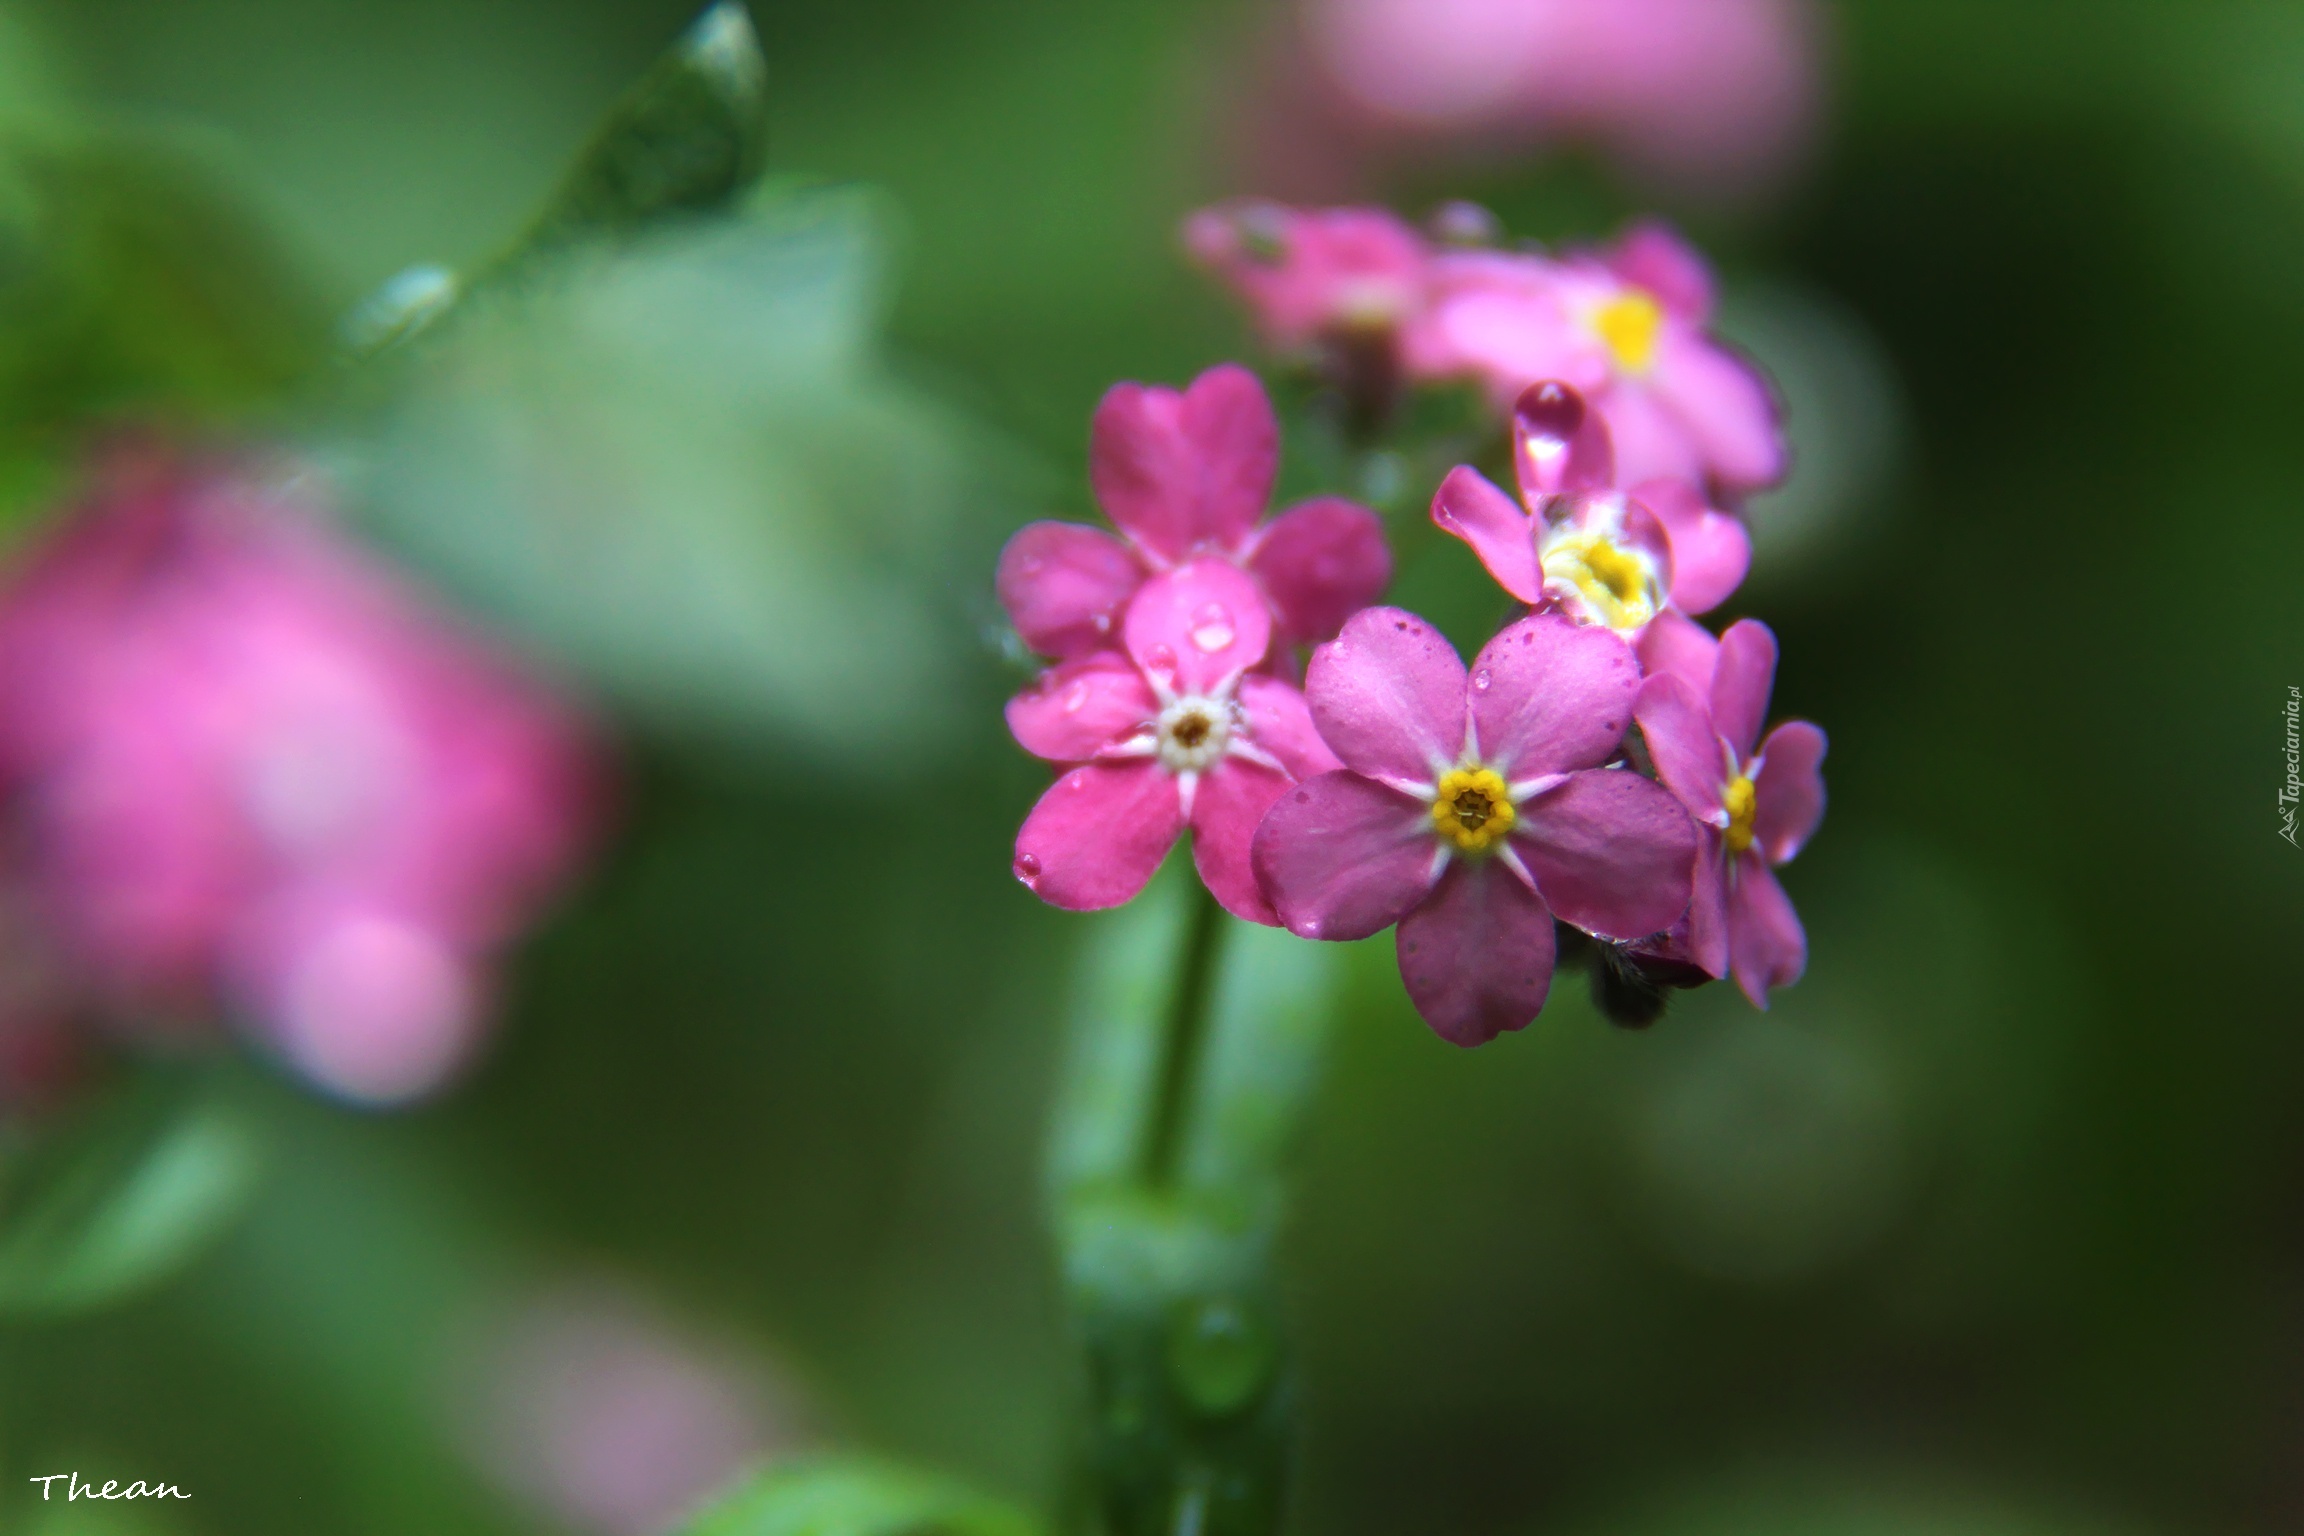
[
  {"left": 0, "top": 449, "right": 599, "bottom": 1106},
  {"left": 1009, "top": 215, "right": 1826, "bottom": 1044}
]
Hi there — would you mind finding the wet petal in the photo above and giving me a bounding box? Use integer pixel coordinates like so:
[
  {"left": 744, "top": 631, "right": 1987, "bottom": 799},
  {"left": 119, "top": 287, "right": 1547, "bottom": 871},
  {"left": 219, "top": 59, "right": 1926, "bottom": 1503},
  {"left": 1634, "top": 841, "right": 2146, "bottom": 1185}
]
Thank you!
[
  {"left": 1005, "top": 653, "right": 1156, "bottom": 763},
  {"left": 1014, "top": 763, "right": 1182, "bottom": 911},
  {"left": 1468, "top": 614, "right": 1640, "bottom": 779},
  {"left": 1637, "top": 608, "right": 1718, "bottom": 696},
  {"left": 1633, "top": 477, "right": 1749, "bottom": 615},
  {"left": 1511, "top": 380, "right": 1615, "bottom": 498},
  {"left": 1431, "top": 467, "right": 1540, "bottom": 604},
  {"left": 1634, "top": 673, "right": 1726, "bottom": 820},
  {"left": 1305, "top": 607, "right": 1467, "bottom": 783},
  {"left": 1752, "top": 720, "right": 1827, "bottom": 865},
  {"left": 1124, "top": 559, "right": 1272, "bottom": 695},
  {"left": 1238, "top": 673, "right": 1342, "bottom": 780},
  {"left": 1090, "top": 364, "right": 1277, "bottom": 560},
  {"left": 1709, "top": 618, "right": 1778, "bottom": 763},
  {"left": 1250, "top": 496, "right": 1392, "bottom": 644},
  {"left": 1189, "top": 760, "right": 1292, "bottom": 925},
  {"left": 1729, "top": 855, "right": 1806, "bottom": 1008},
  {"left": 995, "top": 521, "right": 1145, "bottom": 657},
  {"left": 1653, "top": 331, "right": 1788, "bottom": 494},
  {"left": 1251, "top": 770, "right": 1436, "bottom": 941},
  {"left": 1394, "top": 861, "right": 1557, "bottom": 1047},
  {"left": 1515, "top": 768, "right": 1695, "bottom": 940}
]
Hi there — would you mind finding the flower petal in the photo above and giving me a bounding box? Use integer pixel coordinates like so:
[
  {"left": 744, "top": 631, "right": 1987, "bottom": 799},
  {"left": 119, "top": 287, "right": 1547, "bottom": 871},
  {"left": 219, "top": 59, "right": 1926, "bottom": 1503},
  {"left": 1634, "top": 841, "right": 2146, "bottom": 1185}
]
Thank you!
[
  {"left": 1637, "top": 608, "right": 1718, "bottom": 696},
  {"left": 1652, "top": 331, "right": 1787, "bottom": 494},
  {"left": 1190, "top": 760, "right": 1291, "bottom": 925},
  {"left": 1431, "top": 466, "right": 1540, "bottom": 604},
  {"left": 1005, "top": 653, "right": 1157, "bottom": 763},
  {"left": 995, "top": 521, "right": 1145, "bottom": 657},
  {"left": 1305, "top": 607, "right": 1467, "bottom": 784},
  {"left": 1709, "top": 617, "right": 1778, "bottom": 764},
  {"left": 1514, "top": 768, "right": 1696, "bottom": 940},
  {"left": 1511, "top": 380, "right": 1616, "bottom": 497},
  {"left": 1752, "top": 720, "right": 1827, "bottom": 865},
  {"left": 1686, "top": 827, "right": 1731, "bottom": 979},
  {"left": 1014, "top": 763, "right": 1182, "bottom": 911},
  {"left": 1729, "top": 855, "right": 1806, "bottom": 1008},
  {"left": 1469, "top": 613, "right": 1640, "bottom": 779},
  {"left": 1603, "top": 220, "right": 1716, "bottom": 323},
  {"left": 1238, "top": 673, "right": 1342, "bottom": 780},
  {"left": 1090, "top": 364, "right": 1277, "bottom": 561},
  {"left": 1394, "top": 861, "right": 1557, "bottom": 1047},
  {"left": 1250, "top": 770, "right": 1436, "bottom": 941},
  {"left": 1593, "top": 382, "right": 1705, "bottom": 489},
  {"left": 1250, "top": 495, "right": 1392, "bottom": 643},
  {"left": 1125, "top": 559, "right": 1272, "bottom": 695},
  {"left": 1634, "top": 673, "right": 1726, "bottom": 820},
  {"left": 1634, "top": 477, "right": 1749, "bottom": 615}
]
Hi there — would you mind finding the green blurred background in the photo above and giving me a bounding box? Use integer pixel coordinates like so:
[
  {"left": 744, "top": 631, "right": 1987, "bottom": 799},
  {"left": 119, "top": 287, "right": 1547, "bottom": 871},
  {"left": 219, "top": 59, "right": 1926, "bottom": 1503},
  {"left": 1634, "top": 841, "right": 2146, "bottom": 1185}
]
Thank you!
[{"left": 2, "top": 1, "right": 2301, "bottom": 1534}]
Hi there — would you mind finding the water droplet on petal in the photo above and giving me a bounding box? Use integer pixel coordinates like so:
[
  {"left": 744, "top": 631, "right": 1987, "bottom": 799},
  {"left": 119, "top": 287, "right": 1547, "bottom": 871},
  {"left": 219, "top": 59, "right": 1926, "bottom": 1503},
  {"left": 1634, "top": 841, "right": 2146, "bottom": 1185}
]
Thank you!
[
  {"left": 1473, "top": 668, "right": 1493, "bottom": 691},
  {"left": 1092, "top": 612, "right": 1112, "bottom": 633},
  {"left": 1145, "top": 643, "right": 1177, "bottom": 674},
  {"left": 1014, "top": 852, "right": 1042, "bottom": 882},
  {"left": 1063, "top": 681, "right": 1089, "bottom": 713},
  {"left": 1016, "top": 555, "right": 1045, "bottom": 577},
  {"left": 1189, "top": 603, "right": 1235, "bottom": 653}
]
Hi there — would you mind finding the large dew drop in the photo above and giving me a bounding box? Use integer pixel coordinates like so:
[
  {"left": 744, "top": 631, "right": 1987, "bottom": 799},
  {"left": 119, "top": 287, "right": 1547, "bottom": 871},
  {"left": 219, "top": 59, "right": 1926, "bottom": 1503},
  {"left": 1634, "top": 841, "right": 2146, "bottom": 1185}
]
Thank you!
[{"left": 1188, "top": 603, "right": 1236, "bottom": 653}]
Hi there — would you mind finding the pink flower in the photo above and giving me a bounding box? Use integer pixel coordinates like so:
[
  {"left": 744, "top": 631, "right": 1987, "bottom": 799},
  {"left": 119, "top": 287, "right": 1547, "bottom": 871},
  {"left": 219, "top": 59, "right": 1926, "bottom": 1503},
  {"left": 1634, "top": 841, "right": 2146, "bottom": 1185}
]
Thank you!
[
  {"left": 1183, "top": 200, "right": 1435, "bottom": 355},
  {"left": 1251, "top": 607, "right": 1695, "bottom": 1044},
  {"left": 1432, "top": 381, "right": 1750, "bottom": 634},
  {"left": 1420, "top": 223, "right": 1787, "bottom": 496},
  {"left": 996, "top": 364, "right": 1389, "bottom": 656},
  {"left": 0, "top": 450, "right": 600, "bottom": 1104},
  {"left": 1631, "top": 618, "right": 1825, "bottom": 1007},
  {"left": 1010, "top": 561, "right": 1337, "bottom": 925}
]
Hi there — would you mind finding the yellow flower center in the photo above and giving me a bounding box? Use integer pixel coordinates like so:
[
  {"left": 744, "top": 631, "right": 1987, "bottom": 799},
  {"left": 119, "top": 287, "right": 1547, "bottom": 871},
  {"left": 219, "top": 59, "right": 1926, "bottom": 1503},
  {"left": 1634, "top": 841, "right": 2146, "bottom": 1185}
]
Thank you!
[
  {"left": 1595, "top": 289, "right": 1664, "bottom": 375},
  {"left": 1540, "top": 530, "right": 1661, "bottom": 633},
  {"left": 1722, "top": 774, "right": 1758, "bottom": 854},
  {"left": 1431, "top": 767, "right": 1516, "bottom": 853}
]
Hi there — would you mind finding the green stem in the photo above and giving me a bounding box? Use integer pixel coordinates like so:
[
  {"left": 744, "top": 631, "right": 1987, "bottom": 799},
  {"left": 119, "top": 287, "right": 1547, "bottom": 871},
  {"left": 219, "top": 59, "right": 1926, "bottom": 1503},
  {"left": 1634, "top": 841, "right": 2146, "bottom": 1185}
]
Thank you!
[{"left": 1139, "top": 878, "right": 1226, "bottom": 1187}]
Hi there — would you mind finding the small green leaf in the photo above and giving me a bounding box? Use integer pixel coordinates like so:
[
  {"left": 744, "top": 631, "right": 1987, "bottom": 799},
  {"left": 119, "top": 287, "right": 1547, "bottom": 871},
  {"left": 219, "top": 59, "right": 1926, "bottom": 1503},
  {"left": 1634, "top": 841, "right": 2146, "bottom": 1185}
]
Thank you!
[
  {"left": 521, "top": 1, "right": 767, "bottom": 255},
  {"left": 677, "top": 1455, "right": 1043, "bottom": 1536},
  {"left": 0, "top": 1073, "right": 263, "bottom": 1315}
]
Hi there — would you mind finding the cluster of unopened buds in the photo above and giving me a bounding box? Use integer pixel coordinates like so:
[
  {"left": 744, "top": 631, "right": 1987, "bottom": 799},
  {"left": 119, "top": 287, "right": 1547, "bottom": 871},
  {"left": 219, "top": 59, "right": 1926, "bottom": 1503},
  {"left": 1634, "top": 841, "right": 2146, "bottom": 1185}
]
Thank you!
[{"left": 1002, "top": 203, "right": 1826, "bottom": 1045}]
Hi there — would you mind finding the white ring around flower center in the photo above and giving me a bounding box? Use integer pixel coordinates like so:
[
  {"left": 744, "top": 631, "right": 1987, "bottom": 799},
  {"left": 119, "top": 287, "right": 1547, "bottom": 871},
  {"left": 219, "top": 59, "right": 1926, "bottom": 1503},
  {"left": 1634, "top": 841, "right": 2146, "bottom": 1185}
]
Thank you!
[{"left": 1155, "top": 695, "right": 1234, "bottom": 774}]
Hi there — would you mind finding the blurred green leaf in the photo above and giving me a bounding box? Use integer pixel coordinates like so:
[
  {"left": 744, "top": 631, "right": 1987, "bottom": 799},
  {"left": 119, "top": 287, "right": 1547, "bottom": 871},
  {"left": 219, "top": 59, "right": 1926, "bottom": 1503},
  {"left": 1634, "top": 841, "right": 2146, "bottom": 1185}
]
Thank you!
[
  {"left": 342, "top": 186, "right": 1017, "bottom": 758},
  {"left": 0, "top": 1072, "right": 263, "bottom": 1315},
  {"left": 677, "top": 1455, "right": 1043, "bottom": 1536}
]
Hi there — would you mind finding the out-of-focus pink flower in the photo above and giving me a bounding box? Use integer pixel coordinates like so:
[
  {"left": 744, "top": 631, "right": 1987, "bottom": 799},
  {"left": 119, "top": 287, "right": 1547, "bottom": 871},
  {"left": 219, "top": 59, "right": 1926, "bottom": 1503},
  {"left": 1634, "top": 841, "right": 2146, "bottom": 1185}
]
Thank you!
[
  {"left": 1251, "top": 608, "right": 1693, "bottom": 1044},
  {"left": 997, "top": 364, "right": 1389, "bottom": 657},
  {"left": 455, "top": 1280, "right": 802, "bottom": 1536},
  {"left": 1011, "top": 561, "right": 1337, "bottom": 924},
  {"left": 0, "top": 449, "right": 599, "bottom": 1105},
  {"left": 1183, "top": 200, "right": 1435, "bottom": 356},
  {"left": 1633, "top": 618, "right": 1824, "bottom": 1007},
  {"left": 1420, "top": 225, "right": 1787, "bottom": 496},
  {"left": 1433, "top": 382, "right": 1749, "bottom": 637},
  {"left": 1304, "top": 0, "right": 1822, "bottom": 197}
]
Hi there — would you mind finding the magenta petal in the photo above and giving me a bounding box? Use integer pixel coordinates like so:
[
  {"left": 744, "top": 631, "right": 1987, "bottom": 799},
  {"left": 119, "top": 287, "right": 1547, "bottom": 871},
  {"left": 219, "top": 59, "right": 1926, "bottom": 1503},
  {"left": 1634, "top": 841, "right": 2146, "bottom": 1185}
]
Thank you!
[
  {"left": 1090, "top": 364, "right": 1278, "bottom": 561},
  {"left": 1005, "top": 653, "right": 1157, "bottom": 763},
  {"left": 1752, "top": 720, "right": 1827, "bottom": 865},
  {"left": 1124, "top": 559, "right": 1272, "bottom": 695},
  {"left": 1015, "top": 763, "right": 1182, "bottom": 911},
  {"left": 1729, "top": 855, "right": 1806, "bottom": 1008},
  {"left": 1637, "top": 608, "right": 1718, "bottom": 696},
  {"left": 1653, "top": 333, "right": 1787, "bottom": 494},
  {"left": 1511, "top": 380, "right": 1616, "bottom": 497},
  {"left": 1250, "top": 770, "right": 1437, "bottom": 941},
  {"left": 1634, "top": 673, "right": 1726, "bottom": 820},
  {"left": 1395, "top": 861, "right": 1556, "bottom": 1047},
  {"left": 995, "top": 521, "right": 1145, "bottom": 657},
  {"left": 1469, "top": 614, "right": 1640, "bottom": 779},
  {"left": 1238, "top": 673, "right": 1341, "bottom": 780},
  {"left": 1190, "top": 760, "right": 1290, "bottom": 925},
  {"left": 1515, "top": 769, "right": 1696, "bottom": 940},
  {"left": 1250, "top": 496, "right": 1391, "bottom": 644},
  {"left": 1635, "top": 477, "right": 1750, "bottom": 615},
  {"left": 1708, "top": 618, "right": 1778, "bottom": 763},
  {"left": 1686, "top": 828, "right": 1731, "bottom": 979},
  {"left": 1604, "top": 220, "right": 1716, "bottom": 323},
  {"left": 1431, "top": 467, "right": 1540, "bottom": 604},
  {"left": 1305, "top": 607, "right": 1467, "bottom": 784},
  {"left": 1594, "top": 384, "right": 1705, "bottom": 490}
]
